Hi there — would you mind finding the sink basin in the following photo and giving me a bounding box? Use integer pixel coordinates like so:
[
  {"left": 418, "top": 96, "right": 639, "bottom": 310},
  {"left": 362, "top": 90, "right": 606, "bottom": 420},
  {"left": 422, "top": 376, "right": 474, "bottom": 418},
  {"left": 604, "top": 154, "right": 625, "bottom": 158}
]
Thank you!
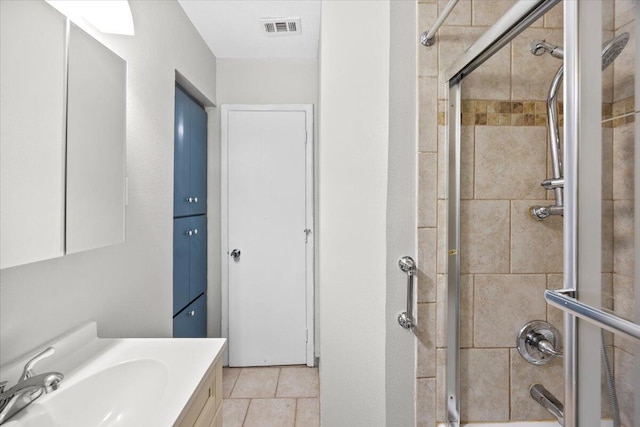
[
  {"left": 1, "top": 322, "right": 226, "bottom": 427},
  {"left": 6, "top": 359, "right": 168, "bottom": 427}
]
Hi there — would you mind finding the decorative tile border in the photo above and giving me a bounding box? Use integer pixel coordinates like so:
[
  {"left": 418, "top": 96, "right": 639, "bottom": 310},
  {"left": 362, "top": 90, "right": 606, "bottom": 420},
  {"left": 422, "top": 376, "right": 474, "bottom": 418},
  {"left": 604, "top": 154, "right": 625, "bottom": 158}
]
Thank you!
[{"left": 436, "top": 97, "right": 635, "bottom": 128}]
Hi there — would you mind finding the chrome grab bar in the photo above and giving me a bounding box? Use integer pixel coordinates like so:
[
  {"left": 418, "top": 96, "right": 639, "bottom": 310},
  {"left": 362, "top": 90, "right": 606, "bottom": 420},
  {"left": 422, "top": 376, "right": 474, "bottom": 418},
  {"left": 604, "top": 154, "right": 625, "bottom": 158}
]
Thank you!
[
  {"left": 419, "top": 0, "right": 459, "bottom": 47},
  {"left": 544, "top": 289, "right": 640, "bottom": 341},
  {"left": 398, "top": 256, "right": 416, "bottom": 330}
]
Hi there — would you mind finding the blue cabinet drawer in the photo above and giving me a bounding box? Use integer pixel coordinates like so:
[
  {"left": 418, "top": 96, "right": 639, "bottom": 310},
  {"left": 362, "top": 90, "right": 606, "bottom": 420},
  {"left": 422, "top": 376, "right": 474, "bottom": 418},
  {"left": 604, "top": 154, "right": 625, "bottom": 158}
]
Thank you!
[
  {"left": 173, "top": 293, "right": 207, "bottom": 338},
  {"left": 173, "top": 215, "right": 207, "bottom": 315}
]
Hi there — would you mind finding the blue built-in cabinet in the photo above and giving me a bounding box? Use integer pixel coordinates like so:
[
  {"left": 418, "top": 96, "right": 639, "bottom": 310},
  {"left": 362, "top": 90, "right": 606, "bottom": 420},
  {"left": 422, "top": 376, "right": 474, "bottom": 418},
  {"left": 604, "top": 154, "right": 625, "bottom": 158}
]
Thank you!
[
  {"left": 173, "top": 215, "right": 207, "bottom": 314},
  {"left": 174, "top": 85, "right": 207, "bottom": 217},
  {"left": 173, "top": 85, "right": 207, "bottom": 338}
]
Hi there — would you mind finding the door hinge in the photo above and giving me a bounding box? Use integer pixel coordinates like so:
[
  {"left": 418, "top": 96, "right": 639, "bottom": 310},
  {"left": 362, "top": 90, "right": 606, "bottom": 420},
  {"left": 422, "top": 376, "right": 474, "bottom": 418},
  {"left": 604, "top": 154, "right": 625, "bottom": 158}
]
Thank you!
[
  {"left": 306, "top": 329, "right": 309, "bottom": 343},
  {"left": 304, "top": 228, "right": 312, "bottom": 243},
  {"left": 305, "top": 131, "right": 307, "bottom": 144}
]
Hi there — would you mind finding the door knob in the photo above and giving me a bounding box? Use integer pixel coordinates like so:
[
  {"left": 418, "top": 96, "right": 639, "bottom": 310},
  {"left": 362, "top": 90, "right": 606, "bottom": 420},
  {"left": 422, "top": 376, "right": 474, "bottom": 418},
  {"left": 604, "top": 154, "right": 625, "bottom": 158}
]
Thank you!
[{"left": 230, "top": 249, "right": 241, "bottom": 259}]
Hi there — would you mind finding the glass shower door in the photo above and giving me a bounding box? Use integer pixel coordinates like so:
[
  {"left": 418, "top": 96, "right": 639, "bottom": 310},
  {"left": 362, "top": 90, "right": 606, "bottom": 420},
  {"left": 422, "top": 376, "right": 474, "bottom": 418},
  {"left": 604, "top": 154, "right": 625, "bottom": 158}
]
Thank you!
[{"left": 545, "top": 1, "right": 639, "bottom": 426}]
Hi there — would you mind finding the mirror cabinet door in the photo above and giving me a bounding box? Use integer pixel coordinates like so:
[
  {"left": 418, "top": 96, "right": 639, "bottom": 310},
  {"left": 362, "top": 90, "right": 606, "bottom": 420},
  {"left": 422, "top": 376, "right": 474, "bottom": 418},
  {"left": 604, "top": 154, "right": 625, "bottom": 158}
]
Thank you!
[
  {"left": 0, "top": 1, "right": 67, "bottom": 269},
  {"left": 66, "top": 24, "right": 126, "bottom": 254}
]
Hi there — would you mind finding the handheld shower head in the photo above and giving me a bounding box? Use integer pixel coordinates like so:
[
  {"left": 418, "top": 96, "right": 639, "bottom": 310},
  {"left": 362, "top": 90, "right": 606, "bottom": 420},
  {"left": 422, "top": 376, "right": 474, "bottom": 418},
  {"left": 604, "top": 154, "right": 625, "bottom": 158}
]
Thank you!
[{"left": 530, "top": 32, "right": 630, "bottom": 70}]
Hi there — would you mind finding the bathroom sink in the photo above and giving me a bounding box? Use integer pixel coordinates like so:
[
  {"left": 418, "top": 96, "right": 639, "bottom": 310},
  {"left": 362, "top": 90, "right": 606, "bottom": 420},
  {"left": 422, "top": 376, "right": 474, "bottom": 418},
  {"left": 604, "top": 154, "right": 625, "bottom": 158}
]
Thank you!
[
  {"left": 5, "top": 359, "right": 168, "bottom": 427},
  {"left": 0, "top": 322, "right": 226, "bottom": 427}
]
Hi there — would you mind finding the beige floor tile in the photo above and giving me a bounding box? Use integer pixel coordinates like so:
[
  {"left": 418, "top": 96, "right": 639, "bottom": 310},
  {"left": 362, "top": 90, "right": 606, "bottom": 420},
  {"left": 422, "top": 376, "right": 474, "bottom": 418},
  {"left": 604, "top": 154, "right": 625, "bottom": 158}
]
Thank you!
[
  {"left": 223, "top": 399, "right": 250, "bottom": 427},
  {"left": 276, "top": 367, "right": 319, "bottom": 398},
  {"left": 231, "top": 367, "right": 280, "bottom": 398},
  {"left": 244, "top": 398, "right": 296, "bottom": 427},
  {"left": 223, "top": 367, "right": 242, "bottom": 399},
  {"left": 295, "top": 398, "right": 320, "bottom": 427}
]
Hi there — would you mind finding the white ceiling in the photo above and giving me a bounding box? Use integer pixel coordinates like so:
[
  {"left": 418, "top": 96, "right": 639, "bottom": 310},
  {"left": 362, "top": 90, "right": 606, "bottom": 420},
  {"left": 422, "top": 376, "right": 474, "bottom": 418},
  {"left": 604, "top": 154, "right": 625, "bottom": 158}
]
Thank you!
[{"left": 177, "top": 0, "right": 321, "bottom": 59}]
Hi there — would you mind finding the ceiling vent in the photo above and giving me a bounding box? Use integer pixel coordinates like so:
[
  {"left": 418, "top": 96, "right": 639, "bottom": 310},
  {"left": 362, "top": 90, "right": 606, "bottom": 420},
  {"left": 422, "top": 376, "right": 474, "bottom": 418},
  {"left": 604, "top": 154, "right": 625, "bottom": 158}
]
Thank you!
[{"left": 260, "top": 18, "right": 302, "bottom": 36}]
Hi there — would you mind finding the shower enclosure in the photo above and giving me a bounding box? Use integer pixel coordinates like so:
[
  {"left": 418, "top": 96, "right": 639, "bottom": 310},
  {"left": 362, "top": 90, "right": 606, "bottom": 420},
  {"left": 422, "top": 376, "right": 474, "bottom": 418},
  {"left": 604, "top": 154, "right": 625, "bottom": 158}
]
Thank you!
[{"left": 439, "top": 1, "right": 639, "bottom": 426}]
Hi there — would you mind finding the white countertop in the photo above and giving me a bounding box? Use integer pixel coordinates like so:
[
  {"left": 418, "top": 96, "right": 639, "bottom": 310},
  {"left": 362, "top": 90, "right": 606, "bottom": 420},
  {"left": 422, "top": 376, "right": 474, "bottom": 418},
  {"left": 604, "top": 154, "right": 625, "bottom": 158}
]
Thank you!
[{"left": 0, "top": 322, "right": 226, "bottom": 427}]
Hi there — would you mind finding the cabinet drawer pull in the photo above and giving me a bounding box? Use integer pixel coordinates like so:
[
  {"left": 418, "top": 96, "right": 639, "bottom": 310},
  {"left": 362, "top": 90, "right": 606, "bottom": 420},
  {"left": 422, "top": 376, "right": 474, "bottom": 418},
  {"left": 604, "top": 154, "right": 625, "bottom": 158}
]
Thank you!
[
  {"left": 188, "top": 310, "right": 196, "bottom": 317},
  {"left": 185, "top": 230, "right": 193, "bottom": 236},
  {"left": 193, "top": 228, "right": 198, "bottom": 235},
  {"left": 194, "top": 197, "right": 198, "bottom": 203},
  {"left": 186, "top": 197, "right": 194, "bottom": 203}
]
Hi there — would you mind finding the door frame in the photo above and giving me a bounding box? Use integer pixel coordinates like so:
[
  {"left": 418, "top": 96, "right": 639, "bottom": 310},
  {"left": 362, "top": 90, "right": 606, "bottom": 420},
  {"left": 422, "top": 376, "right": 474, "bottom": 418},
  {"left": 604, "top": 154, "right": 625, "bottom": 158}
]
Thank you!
[{"left": 221, "top": 104, "right": 315, "bottom": 367}]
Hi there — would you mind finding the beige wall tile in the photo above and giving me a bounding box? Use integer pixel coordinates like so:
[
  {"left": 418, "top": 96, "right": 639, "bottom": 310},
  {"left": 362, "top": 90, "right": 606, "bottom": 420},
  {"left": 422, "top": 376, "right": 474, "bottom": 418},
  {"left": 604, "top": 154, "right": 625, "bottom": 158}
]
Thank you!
[
  {"left": 543, "top": 2, "right": 563, "bottom": 29},
  {"left": 295, "top": 398, "right": 320, "bottom": 427},
  {"left": 613, "top": 273, "right": 635, "bottom": 354},
  {"left": 461, "top": 200, "right": 510, "bottom": 273},
  {"left": 416, "top": 378, "right": 436, "bottom": 427},
  {"left": 603, "top": 127, "right": 614, "bottom": 200},
  {"left": 510, "top": 349, "right": 564, "bottom": 420},
  {"left": 437, "top": 24, "right": 478, "bottom": 97},
  {"left": 460, "top": 348, "right": 510, "bottom": 422},
  {"left": 613, "top": 22, "right": 635, "bottom": 102},
  {"left": 438, "top": 0, "right": 471, "bottom": 26},
  {"left": 417, "top": 303, "right": 437, "bottom": 377},
  {"left": 244, "top": 398, "right": 296, "bottom": 427},
  {"left": 613, "top": 122, "right": 635, "bottom": 199},
  {"left": 418, "top": 228, "right": 438, "bottom": 303},
  {"left": 474, "top": 274, "right": 547, "bottom": 347},
  {"left": 603, "top": 200, "right": 614, "bottom": 273},
  {"left": 614, "top": 348, "right": 635, "bottom": 427},
  {"left": 419, "top": 153, "right": 438, "bottom": 227},
  {"left": 603, "top": 0, "right": 615, "bottom": 31},
  {"left": 463, "top": 44, "right": 511, "bottom": 100},
  {"left": 276, "top": 367, "right": 319, "bottom": 398},
  {"left": 437, "top": 200, "right": 447, "bottom": 274},
  {"left": 615, "top": 0, "right": 635, "bottom": 30},
  {"left": 613, "top": 200, "right": 634, "bottom": 276},
  {"left": 511, "top": 200, "right": 563, "bottom": 273},
  {"left": 472, "top": 0, "right": 516, "bottom": 27},
  {"left": 223, "top": 399, "right": 250, "bottom": 427},
  {"left": 436, "top": 274, "right": 473, "bottom": 348},
  {"left": 418, "top": 3, "right": 438, "bottom": 78},
  {"left": 512, "top": 27, "right": 564, "bottom": 100},
  {"left": 438, "top": 126, "right": 474, "bottom": 200},
  {"left": 474, "top": 126, "right": 548, "bottom": 200},
  {"left": 435, "top": 349, "right": 446, "bottom": 422},
  {"left": 420, "top": 77, "right": 439, "bottom": 152}
]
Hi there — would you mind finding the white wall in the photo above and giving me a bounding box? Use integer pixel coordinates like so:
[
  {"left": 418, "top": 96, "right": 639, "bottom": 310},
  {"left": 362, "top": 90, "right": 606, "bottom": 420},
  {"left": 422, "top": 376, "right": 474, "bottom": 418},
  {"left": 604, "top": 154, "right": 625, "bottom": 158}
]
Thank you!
[
  {"left": 212, "top": 58, "right": 318, "bottom": 343},
  {"left": 319, "top": 1, "right": 391, "bottom": 425},
  {"left": 0, "top": 0, "right": 217, "bottom": 364},
  {"left": 386, "top": 1, "right": 417, "bottom": 425}
]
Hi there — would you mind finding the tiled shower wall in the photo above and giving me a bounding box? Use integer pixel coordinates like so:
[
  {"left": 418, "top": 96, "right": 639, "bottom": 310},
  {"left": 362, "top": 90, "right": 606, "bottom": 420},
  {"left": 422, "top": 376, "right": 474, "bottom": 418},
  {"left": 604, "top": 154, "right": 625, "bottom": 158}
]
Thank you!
[
  {"left": 415, "top": 0, "right": 636, "bottom": 425},
  {"left": 610, "top": 1, "right": 636, "bottom": 425}
]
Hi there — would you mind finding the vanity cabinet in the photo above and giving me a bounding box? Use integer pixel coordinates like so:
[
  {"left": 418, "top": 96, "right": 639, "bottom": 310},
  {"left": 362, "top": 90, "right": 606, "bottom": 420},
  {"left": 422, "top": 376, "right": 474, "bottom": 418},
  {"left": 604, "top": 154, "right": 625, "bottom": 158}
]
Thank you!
[
  {"left": 0, "top": 0, "right": 126, "bottom": 269},
  {"left": 174, "top": 354, "right": 223, "bottom": 427}
]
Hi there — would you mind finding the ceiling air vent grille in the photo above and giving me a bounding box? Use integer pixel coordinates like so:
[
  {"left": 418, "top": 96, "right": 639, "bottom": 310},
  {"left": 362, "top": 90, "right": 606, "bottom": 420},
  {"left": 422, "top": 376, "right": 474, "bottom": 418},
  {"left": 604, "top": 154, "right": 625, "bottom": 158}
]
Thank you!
[{"left": 261, "top": 18, "right": 302, "bottom": 36}]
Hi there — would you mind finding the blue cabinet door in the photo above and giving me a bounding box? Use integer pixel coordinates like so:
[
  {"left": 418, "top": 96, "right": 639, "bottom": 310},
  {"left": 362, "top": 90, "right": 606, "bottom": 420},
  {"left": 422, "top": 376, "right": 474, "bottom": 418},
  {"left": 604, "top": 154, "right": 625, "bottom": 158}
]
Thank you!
[
  {"left": 173, "top": 293, "right": 207, "bottom": 338},
  {"left": 189, "top": 215, "right": 207, "bottom": 300},
  {"left": 189, "top": 101, "right": 207, "bottom": 215},
  {"left": 173, "top": 217, "right": 190, "bottom": 314},
  {"left": 174, "top": 86, "right": 191, "bottom": 217}
]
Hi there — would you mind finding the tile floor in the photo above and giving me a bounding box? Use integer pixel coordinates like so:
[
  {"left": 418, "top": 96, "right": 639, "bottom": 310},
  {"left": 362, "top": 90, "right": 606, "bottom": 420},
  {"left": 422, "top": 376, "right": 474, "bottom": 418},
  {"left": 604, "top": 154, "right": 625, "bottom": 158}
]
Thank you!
[{"left": 223, "top": 366, "right": 320, "bottom": 427}]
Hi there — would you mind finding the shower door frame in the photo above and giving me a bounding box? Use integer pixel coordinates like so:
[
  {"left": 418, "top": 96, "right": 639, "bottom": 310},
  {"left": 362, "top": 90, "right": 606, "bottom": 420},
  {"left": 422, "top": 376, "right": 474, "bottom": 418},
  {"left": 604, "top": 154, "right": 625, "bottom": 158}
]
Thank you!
[{"left": 443, "top": 0, "right": 572, "bottom": 425}]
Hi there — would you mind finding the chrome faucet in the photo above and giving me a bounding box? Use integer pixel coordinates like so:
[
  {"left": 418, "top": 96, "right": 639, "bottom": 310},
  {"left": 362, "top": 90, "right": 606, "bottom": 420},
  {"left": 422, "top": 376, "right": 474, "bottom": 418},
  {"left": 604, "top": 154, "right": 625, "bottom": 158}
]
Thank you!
[{"left": 0, "top": 347, "right": 64, "bottom": 425}]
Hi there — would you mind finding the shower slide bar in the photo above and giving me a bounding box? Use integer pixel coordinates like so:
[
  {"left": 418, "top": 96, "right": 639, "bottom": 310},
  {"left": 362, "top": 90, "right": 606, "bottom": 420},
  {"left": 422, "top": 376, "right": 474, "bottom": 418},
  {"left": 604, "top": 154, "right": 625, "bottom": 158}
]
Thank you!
[
  {"left": 545, "top": 289, "right": 640, "bottom": 341},
  {"left": 419, "top": 0, "right": 458, "bottom": 47}
]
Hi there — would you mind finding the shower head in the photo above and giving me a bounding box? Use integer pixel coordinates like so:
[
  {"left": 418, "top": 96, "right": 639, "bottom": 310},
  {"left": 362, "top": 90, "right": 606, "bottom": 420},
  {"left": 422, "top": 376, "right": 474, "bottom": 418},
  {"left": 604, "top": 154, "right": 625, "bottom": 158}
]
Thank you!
[
  {"left": 601, "top": 32, "right": 630, "bottom": 70},
  {"left": 529, "top": 32, "right": 630, "bottom": 70}
]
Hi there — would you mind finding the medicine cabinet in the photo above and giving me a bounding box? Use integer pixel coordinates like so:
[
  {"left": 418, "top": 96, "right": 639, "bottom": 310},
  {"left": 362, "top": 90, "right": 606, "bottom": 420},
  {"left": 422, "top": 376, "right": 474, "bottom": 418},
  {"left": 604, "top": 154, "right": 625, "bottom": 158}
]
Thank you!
[{"left": 0, "top": 0, "right": 126, "bottom": 269}]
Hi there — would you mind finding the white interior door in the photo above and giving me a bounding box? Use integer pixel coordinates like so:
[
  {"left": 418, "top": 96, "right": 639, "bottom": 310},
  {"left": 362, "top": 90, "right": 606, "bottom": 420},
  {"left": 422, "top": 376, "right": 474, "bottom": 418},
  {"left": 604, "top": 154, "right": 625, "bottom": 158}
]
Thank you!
[{"left": 224, "top": 105, "right": 313, "bottom": 367}]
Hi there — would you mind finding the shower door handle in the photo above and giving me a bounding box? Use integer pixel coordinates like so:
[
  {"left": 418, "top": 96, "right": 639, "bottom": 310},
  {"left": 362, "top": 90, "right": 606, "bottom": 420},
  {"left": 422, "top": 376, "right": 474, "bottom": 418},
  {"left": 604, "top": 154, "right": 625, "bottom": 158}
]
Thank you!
[{"left": 398, "top": 256, "right": 416, "bottom": 330}]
